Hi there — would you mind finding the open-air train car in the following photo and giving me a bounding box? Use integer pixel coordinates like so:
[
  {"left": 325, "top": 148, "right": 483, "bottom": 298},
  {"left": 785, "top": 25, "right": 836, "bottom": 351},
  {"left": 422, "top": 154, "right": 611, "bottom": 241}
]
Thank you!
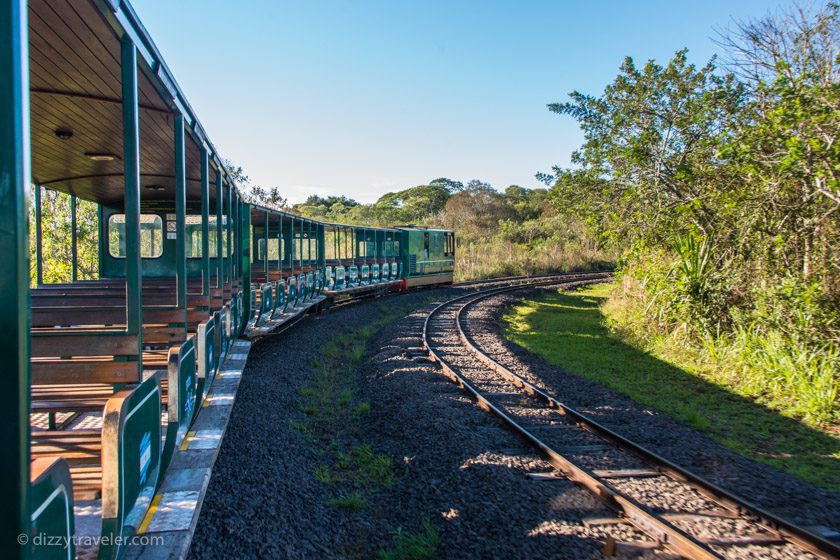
[{"left": 0, "top": 0, "right": 455, "bottom": 558}]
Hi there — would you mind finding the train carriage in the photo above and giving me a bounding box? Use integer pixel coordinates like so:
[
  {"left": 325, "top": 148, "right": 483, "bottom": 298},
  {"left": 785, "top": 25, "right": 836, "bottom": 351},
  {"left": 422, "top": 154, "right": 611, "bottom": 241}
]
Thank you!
[
  {"left": 397, "top": 228, "right": 456, "bottom": 288},
  {"left": 0, "top": 0, "right": 454, "bottom": 558}
]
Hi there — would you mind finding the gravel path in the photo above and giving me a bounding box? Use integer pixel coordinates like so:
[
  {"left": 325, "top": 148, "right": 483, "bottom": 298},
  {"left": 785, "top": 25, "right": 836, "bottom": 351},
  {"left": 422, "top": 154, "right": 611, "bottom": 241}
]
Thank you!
[
  {"left": 462, "top": 287, "right": 840, "bottom": 531},
  {"left": 190, "top": 285, "right": 661, "bottom": 559}
]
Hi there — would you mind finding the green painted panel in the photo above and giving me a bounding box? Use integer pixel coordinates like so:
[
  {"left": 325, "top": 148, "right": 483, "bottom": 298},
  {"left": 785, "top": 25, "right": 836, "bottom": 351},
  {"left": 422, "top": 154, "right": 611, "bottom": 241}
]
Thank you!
[
  {"left": 99, "top": 375, "right": 162, "bottom": 560},
  {"left": 29, "top": 459, "right": 74, "bottom": 560}
]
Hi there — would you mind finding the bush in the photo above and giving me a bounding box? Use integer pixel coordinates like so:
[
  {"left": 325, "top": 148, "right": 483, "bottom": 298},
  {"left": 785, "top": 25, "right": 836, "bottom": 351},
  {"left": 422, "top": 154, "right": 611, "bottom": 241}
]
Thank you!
[{"left": 607, "top": 247, "right": 839, "bottom": 426}]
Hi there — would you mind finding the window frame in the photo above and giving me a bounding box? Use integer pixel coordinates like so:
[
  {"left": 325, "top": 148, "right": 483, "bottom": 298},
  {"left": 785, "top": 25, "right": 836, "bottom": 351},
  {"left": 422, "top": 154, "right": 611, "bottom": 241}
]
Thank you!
[{"left": 107, "top": 213, "right": 164, "bottom": 260}]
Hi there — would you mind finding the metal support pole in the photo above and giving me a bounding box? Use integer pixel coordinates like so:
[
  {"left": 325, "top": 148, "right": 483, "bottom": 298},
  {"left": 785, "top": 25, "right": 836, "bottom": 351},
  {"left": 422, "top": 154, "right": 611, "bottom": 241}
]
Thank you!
[
  {"left": 200, "top": 148, "right": 210, "bottom": 297},
  {"left": 226, "top": 180, "right": 232, "bottom": 286},
  {"left": 277, "top": 214, "right": 283, "bottom": 274},
  {"left": 289, "top": 216, "right": 294, "bottom": 271},
  {"left": 121, "top": 36, "right": 142, "bottom": 349},
  {"left": 34, "top": 183, "right": 42, "bottom": 285},
  {"left": 215, "top": 168, "right": 223, "bottom": 288},
  {"left": 232, "top": 191, "right": 239, "bottom": 281},
  {"left": 97, "top": 204, "right": 105, "bottom": 277},
  {"left": 0, "top": 0, "right": 31, "bottom": 554},
  {"left": 263, "top": 211, "right": 269, "bottom": 276},
  {"left": 174, "top": 113, "right": 187, "bottom": 310},
  {"left": 70, "top": 195, "right": 77, "bottom": 281},
  {"left": 241, "top": 204, "right": 251, "bottom": 327}
]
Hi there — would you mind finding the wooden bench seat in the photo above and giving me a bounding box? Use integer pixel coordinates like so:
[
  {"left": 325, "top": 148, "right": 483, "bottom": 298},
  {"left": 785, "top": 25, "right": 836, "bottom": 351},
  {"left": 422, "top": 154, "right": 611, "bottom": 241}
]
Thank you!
[{"left": 32, "top": 431, "right": 105, "bottom": 499}]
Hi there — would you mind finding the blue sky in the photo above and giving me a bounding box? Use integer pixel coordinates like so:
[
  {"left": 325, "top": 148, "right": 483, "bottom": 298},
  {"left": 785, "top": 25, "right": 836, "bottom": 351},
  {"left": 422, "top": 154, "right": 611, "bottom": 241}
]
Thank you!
[{"left": 133, "top": 0, "right": 785, "bottom": 204}]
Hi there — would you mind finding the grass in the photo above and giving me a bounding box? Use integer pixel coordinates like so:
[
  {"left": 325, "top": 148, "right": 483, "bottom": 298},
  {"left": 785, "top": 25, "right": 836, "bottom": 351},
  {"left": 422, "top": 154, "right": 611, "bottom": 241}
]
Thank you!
[
  {"left": 454, "top": 238, "right": 612, "bottom": 281},
  {"left": 503, "top": 283, "right": 840, "bottom": 492},
  {"left": 300, "top": 301, "right": 430, "bottom": 514},
  {"left": 378, "top": 519, "right": 441, "bottom": 560},
  {"left": 328, "top": 492, "right": 367, "bottom": 511}
]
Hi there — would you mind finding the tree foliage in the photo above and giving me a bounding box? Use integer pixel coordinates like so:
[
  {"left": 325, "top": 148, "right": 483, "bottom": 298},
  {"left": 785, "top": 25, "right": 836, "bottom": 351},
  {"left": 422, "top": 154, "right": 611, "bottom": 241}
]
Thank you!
[
  {"left": 544, "top": 3, "right": 839, "bottom": 424},
  {"left": 29, "top": 188, "right": 98, "bottom": 285},
  {"left": 547, "top": 2, "right": 838, "bottom": 309}
]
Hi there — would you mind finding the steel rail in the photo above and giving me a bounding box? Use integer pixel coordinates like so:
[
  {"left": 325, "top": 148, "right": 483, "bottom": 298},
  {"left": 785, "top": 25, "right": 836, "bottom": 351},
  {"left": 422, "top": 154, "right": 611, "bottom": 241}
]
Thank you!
[
  {"left": 423, "top": 278, "right": 840, "bottom": 559},
  {"left": 451, "top": 270, "right": 611, "bottom": 288},
  {"left": 455, "top": 291, "right": 840, "bottom": 559},
  {"left": 422, "top": 276, "right": 722, "bottom": 559},
  {"left": 455, "top": 288, "right": 840, "bottom": 559}
]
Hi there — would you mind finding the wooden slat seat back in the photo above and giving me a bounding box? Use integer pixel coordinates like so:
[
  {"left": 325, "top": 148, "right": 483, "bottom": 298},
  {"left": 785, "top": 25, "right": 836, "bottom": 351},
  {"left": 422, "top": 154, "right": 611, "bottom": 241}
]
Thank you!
[
  {"left": 31, "top": 306, "right": 209, "bottom": 327},
  {"left": 31, "top": 292, "right": 211, "bottom": 307}
]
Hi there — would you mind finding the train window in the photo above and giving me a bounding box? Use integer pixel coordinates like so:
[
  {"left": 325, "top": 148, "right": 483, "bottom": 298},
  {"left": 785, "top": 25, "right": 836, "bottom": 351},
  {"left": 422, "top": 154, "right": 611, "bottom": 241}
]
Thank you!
[
  {"left": 183, "top": 215, "right": 228, "bottom": 258},
  {"left": 257, "top": 238, "right": 280, "bottom": 261},
  {"left": 445, "top": 232, "right": 455, "bottom": 256},
  {"left": 108, "top": 214, "right": 163, "bottom": 258}
]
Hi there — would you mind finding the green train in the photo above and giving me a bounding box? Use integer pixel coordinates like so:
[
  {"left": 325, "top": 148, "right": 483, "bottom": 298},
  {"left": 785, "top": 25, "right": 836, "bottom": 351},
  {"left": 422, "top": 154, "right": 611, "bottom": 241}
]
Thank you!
[
  {"left": 0, "top": 1, "right": 455, "bottom": 558},
  {"left": 396, "top": 227, "right": 456, "bottom": 288}
]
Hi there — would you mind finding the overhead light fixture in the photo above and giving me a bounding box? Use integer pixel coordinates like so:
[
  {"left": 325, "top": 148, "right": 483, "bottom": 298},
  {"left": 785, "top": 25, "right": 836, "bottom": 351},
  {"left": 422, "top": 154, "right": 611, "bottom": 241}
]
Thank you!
[
  {"left": 54, "top": 129, "right": 73, "bottom": 140},
  {"left": 84, "top": 152, "right": 118, "bottom": 161},
  {"left": 144, "top": 184, "right": 166, "bottom": 191}
]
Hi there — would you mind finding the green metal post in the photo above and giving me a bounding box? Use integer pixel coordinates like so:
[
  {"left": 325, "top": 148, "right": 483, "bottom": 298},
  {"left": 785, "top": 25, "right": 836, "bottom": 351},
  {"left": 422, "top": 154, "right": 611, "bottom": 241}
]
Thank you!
[
  {"left": 319, "top": 224, "right": 325, "bottom": 268},
  {"left": 263, "top": 211, "right": 269, "bottom": 276},
  {"left": 70, "top": 195, "right": 77, "bottom": 281},
  {"left": 230, "top": 192, "right": 236, "bottom": 282},
  {"left": 226, "top": 182, "right": 232, "bottom": 286},
  {"left": 307, "top": 220, "right": 312, "bottom": 269},
  {"left": 215, "top": 168, "right": 223, "bottom": 289},
  {"left": 242, "top": 201, "right": 251, "bottom": 329},
  {"left": 278, "top": 216, "right": 283, "bottom": 278},
  {"left": 97, "top": 204, "right": 104, "bottom": 278},
  {"left": 0, "top": 0, "right": 31, "bottom": 555},
  {"left": 33, "top": 184, "right": 42, "bottom": 285},
  {"left": 200, "top": 148, "right": 210, "bottom": 297},
  {"left": 289, "top": 216, "right": 294, "bottom": 271},
  {"left": 174, "top": 113, "right": 186, "bottom": 310},
  {"left": 121, "top": 36, "right": 142, "bottom": 350}
]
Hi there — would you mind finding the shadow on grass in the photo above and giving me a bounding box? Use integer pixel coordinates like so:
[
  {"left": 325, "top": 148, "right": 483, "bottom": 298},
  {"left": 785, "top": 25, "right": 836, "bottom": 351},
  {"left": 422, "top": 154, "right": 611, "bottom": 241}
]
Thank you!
[{"left": 504, "top": 286, "right": 840, "bottom": 492}]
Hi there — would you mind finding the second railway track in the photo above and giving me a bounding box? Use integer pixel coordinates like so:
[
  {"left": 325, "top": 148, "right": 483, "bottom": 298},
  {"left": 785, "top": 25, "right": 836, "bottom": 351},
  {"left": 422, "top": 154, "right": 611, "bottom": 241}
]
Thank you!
[{"left": 420, "top": 275, "right": 840, "bottom": 560}]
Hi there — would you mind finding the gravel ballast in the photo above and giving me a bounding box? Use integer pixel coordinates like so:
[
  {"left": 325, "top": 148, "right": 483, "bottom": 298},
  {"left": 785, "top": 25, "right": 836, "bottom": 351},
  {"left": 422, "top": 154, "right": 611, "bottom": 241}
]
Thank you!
[
  {"left": 191, "top": 281, "right": 839, "bottom": 559},
  {"left": 463, "top": 287, "right": 840, "bottom": 530},
  {"left": 190, "top": 286, "right": 656, "bottom": 559}
]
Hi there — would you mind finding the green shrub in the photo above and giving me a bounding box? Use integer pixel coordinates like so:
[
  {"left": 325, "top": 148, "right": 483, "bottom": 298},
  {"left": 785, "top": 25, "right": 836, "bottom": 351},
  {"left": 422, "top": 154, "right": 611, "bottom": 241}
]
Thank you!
[{"left": 608, "top": 249, "right": 839, "bottom": 426}]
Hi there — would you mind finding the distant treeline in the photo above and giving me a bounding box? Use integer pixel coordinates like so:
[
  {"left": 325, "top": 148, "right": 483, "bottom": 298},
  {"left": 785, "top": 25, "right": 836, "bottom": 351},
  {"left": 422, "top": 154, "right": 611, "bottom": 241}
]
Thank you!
[{"left": 288, "top": 179, "right": 614, "bottom": 279}]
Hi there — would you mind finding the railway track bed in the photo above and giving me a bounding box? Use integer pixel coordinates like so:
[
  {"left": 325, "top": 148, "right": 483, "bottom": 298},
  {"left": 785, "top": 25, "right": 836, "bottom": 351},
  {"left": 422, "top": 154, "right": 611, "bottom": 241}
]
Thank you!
[
  {"left": 422, "top": 278, "right": 840, "bottom": 559},
  {"left": 190, "top": 273, "right": 839, "bottom": 559}
]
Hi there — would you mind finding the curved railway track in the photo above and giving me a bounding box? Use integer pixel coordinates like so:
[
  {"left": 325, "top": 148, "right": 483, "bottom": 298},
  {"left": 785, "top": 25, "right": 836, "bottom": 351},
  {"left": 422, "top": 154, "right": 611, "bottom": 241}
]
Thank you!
[{"left": 421, "top": 276, "right": 840, "bottom": 560}]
